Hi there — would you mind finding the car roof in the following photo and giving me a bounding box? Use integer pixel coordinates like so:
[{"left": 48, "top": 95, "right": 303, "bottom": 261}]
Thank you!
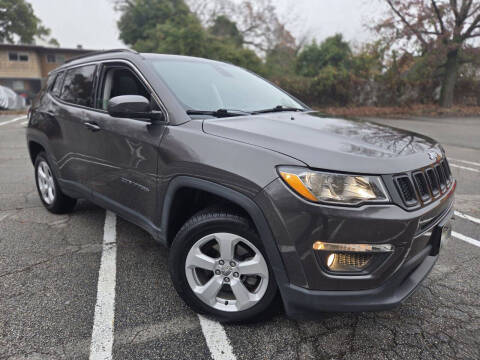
[{"left": 51, "top": 49, "right": 226, "bottom": 75}]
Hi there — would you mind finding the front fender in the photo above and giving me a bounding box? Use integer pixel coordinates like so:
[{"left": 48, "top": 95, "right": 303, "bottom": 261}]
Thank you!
[{"left": 160, "top": 176, "right": 290, "bottom": 291}]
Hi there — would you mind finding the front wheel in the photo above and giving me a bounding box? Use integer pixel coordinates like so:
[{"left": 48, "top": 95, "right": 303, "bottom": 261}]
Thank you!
[{"left": 169, "top": 208, "right": 277, "bottom": 323}]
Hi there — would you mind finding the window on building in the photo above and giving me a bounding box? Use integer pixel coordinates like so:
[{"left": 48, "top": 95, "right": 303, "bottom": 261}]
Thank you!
[
  {"left": 60, "top": 65, "right": 96, "bottom": 107},
  {"left": 57, "top": 55, "right": 65, "bottom": 64},
  {"left": 12, "top": 80, "right": 24, "bottom": 91},
  {"left": 46, "top": 54, "right": 56, "bottom": 63},
  {"left": 9, "top": 52, "right": 29, "bottom": 62}
]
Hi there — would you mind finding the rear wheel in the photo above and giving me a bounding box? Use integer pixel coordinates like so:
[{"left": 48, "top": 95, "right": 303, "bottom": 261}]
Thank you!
[
  {"left": 169, "top": 208, "right": 277, "bottom": 322},
  {"left": 34, "top": 152, "right": 76, "bottom": 214}
]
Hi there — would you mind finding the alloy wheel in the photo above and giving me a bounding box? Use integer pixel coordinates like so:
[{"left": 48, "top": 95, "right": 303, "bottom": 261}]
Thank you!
[
  {"left": 185, "top": 232, "right": 269, "bottom": 312},
  {"left": 37, "top": 160, "right": 56, "bottom": 205}
]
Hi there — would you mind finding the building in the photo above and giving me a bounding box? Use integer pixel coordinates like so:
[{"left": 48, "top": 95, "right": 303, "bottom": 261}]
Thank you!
[{"left": 0, "top": 44, "right": 95, "bottom": 103}]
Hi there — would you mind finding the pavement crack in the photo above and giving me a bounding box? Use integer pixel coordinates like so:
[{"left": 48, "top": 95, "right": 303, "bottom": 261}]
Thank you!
[{"left": 0, "top": 247, "right": 81, "bottom": 278}]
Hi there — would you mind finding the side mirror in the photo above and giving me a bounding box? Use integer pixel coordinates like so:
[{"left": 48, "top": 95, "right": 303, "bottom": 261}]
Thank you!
[{"left": 107, "top": 95, "right": 164, "bottom": 122}]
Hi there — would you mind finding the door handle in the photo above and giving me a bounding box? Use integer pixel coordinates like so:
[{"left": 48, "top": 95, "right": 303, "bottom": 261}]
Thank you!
[
  {"left": 39, "top": 110, "right": 55, "bottom": 116},
  {"left": 84, "top": 121, "right": 101, "bottom": 132}
]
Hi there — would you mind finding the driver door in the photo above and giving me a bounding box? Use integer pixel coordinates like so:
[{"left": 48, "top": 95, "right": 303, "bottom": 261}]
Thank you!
[{"left": 86, "top": 63, "right": 166, "bottom": 223}]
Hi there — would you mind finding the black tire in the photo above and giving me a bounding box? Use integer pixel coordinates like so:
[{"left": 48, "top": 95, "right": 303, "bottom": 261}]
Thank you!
[
  {"left": 34, "top": 152, "right": 77, "bottom": 214},
  {"left": 168, "top": 208, "right": 278, "bottom": 323}
]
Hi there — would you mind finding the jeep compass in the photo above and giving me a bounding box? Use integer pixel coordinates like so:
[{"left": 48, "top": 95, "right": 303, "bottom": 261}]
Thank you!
[{"left": 26, "top": 49, "right": 455, "bottom": 322}]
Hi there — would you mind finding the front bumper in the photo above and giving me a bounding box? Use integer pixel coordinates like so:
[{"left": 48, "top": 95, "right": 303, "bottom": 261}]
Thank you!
[
  {"left": 255, "top": 178, "right": 455, "bottom": 317},
  {"left": 282, "top": 246, "right": 436, "bottom": 318}
]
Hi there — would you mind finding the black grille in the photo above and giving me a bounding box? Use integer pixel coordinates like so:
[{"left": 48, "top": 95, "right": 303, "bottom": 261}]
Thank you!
[
  {"left": 426, "top": 168, "right": 440, "bottom": 196},
  {"left": 395, "top": 176, "right": 417, "bottom": 206},
  {"left": 442, "top": 159, "right": 452, "bottom": 183},
  {"left": 394, "top": 158, "right": 454, "bottom": 208},
  {"left": 435, "top": 164, "right": 447, "bottom": 190},
  {"left": 413, "top": 172, "right": 430, "bottom": 202}
]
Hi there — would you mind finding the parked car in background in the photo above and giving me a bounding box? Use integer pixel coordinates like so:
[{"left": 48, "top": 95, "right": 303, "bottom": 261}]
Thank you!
[
  {"left": 26, "top": 49, "right": 455, "bottom": 322},
  {"left": 0, "top": 85, "right": 26, "bottom": 110}
]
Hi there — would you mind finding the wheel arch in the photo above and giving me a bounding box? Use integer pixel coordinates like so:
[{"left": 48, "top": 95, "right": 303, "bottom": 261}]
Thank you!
[
  {"left": 160, "top": 176, "right": 289, "bottom": 286},
  {"left": 28, "top": 140, "right": 46, "bottom": 164}
]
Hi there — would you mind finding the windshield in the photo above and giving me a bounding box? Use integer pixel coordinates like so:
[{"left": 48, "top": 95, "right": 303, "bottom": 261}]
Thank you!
[{"left": 148, "top": 58, "right": 304, "bottom": 113}]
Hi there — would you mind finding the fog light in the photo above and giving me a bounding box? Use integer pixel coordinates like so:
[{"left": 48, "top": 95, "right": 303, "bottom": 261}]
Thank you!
[
  {"left": 326, "top": 253, "right": 336, "bottom": 268},
  {"left": 313, "top": 242, "right": 394, "bottom": 253},
  {"left": 323, "top": 252, "right": 373, "bottom": 272}
]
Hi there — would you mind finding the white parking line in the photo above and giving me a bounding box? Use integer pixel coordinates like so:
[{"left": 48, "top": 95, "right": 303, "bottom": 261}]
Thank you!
[
  {"left": 453, "top": 231, "right": 480, "bottom": 248},
  {"left": 449, "top": 158, "right": 480, "bottom": 167},
  {"left": 198, "top": 315, "right": 236, "bottom": 360},
  {"left": 89, "top": 211, "right": 117, "bottom": 360},
  {"left": 0, "top": 116, "right": 27, "bottom": 127},
  {"left": 21, "top": 120, "right": 28, "bottom": 126},
  {"left": 455, "top": 211, "right": 480, "bottom": 225},
  {"left": 449, "top": 163, "right": 480, "bottom": 173}
]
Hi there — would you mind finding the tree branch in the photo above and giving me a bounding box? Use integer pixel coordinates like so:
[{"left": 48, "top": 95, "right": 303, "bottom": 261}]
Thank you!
[
  {"left": 385, "top": 0, "right": 429, "bottom": 47},
  {"left": 462, "top": 13, "right": 480, "bottom": 39},
  {"left": 450, "top": 0, "right": 460, "bottom": 20},
  {"left": 431, "top": 0, "right": 446, "bottom": 33}
]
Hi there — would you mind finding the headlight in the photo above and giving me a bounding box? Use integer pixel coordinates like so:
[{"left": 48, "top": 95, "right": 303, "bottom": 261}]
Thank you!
[{"left": 278, "top": 167, "right": 390, "bottom": 205}]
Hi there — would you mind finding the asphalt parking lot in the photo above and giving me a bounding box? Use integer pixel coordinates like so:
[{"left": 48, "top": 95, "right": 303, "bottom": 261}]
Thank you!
[{"left": 0, "top": 114, "right": 479, "bottom": 360}]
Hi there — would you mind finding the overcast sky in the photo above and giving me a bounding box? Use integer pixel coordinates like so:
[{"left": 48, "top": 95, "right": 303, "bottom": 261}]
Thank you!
[{"left": 27, "top": 0, "right": 387, "bottom": 50}]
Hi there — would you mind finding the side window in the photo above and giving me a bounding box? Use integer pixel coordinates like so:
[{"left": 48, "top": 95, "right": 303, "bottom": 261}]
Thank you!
[
  {"left": 50, "top": 72, "right": 65, "bottom": 97},
  {"left": 60, "top": 65, "right": 96, "bottom": 107},
  {"left": 98, "top": 66, "right": 152, "bottom": 111}
]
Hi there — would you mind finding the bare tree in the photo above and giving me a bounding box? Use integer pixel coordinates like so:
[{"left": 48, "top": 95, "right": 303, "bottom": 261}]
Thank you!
[
  {"left": 374, "top": 0, "right": 480, "bottom": 107},
  {"left": 186, "top": 0, "right": 298, "bottom": 55}
]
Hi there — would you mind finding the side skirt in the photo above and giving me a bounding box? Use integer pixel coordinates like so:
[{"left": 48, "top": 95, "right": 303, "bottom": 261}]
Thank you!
[{"left": 58, "top": 179, "right": 165, "bottom": 245}]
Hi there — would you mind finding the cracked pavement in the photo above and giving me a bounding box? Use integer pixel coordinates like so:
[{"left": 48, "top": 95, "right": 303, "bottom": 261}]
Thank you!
[{"left": 0, "top": 114, "right": 479, "bottom": 360}]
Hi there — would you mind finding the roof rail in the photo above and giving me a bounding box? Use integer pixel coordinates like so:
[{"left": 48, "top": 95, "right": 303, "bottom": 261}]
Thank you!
[{"left": 64, "top": 48, "right": 139, "bottom": 64}]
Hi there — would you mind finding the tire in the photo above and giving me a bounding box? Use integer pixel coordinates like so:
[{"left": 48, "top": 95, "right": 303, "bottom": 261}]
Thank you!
[
  {"left": 169, "top": 208, "right": 278, "bottom": 323},
  {"left": 34, "top": 152, "right": 77, "bottom": 214}
]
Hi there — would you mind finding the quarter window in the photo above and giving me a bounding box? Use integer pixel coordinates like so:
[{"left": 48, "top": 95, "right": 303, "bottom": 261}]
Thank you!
[
  {"left": 51, "top": 72, "right": 65, "bottom": 97},
  {"left": 60, "top": 65, "right": 96, "bottom": 107}
]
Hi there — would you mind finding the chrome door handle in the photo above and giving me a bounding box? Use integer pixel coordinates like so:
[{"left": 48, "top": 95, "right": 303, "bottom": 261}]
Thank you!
[
  {"left": 39, "top": 110, "right": 55, "bottom": 116},
  {"left": 84, "top": 121, "right": 101, "bottom": 132}
]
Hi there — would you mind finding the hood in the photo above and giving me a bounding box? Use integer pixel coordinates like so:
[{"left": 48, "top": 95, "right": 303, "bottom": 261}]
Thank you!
[{"left": 202, "top": 112, "right": 443, "bottom": 174}]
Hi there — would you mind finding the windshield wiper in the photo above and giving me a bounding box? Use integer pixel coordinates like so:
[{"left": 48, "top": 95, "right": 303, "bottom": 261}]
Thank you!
[
  {"left": 251, "top": 105, "right": 305, "bottom": 114},
  {"left": 186, "top": 109, "right": 250, "bottom": 118}
]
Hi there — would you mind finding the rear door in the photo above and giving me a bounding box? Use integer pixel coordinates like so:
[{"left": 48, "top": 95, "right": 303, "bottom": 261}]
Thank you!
[
  {"left": 86, "top": 62, "right": 165, "bottom": 224},
  {"left": 55, "top": 64, "right": 99, "bottom": 194}
]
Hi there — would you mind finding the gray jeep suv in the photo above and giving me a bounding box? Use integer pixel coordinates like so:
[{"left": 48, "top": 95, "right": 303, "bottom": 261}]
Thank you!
[{"left": 26, "top": 49, "right": 455, "bottom": 322}]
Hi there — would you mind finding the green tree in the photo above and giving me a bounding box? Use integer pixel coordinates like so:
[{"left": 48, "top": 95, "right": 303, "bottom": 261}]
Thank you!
[
  {"left": 0, "top": 0, "right": 52, "bottom": 44},
  {"left": 296, "top": 34, "right": 352, "bottom": 77},
  {"left": 350, "top": 40, "right": 388, "bottom": 80},
  {"left": 116, "top": 0, "right": 199, "bottom": 52},
  {"left": 265, "top": 44, "right": 297, "bottom": 77},
  {"left": 209, "top": 15, "right": 244, "bottom": 46},
  {"left": 115, "top": 0, "right": 263, "bottom": 72}
]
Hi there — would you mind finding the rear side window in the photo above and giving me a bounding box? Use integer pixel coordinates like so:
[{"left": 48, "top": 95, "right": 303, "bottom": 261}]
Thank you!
[
  {"left": 60, "top": 65, "right": 96, "bottom": 107},
  {"left": 51, "top": 72, "right": 65, "bottom": 97}
]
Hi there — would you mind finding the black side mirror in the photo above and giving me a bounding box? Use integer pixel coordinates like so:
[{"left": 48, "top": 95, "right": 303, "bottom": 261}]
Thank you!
[{"left": 107, "top": 95, "right": 164, "bottom": 122}]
